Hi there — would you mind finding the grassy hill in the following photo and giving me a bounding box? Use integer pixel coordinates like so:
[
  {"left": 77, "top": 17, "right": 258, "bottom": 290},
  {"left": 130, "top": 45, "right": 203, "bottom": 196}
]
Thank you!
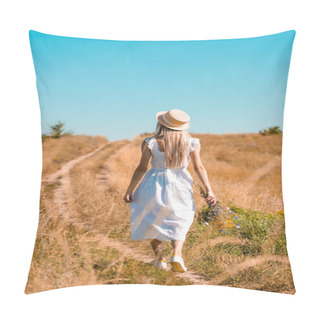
[{"left": 25, "top": 133, "right": 295, "bottom": 294}]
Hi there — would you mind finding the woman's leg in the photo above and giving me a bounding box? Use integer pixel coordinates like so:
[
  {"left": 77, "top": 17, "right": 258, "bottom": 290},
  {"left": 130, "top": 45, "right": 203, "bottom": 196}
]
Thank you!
[
  {"left": 171, "top": 240, "right": 184, "bottom": 257},
  {"left": 150, "top": 239, "right": 164, "bottom": 260}
]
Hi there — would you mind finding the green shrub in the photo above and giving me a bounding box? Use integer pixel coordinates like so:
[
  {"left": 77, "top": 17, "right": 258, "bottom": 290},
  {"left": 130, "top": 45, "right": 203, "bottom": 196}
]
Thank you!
[
  {"left": 229, "top": 206, "right": 276, "bottom": 245},
  {"left": 259, "top": 126, "right": 282, "bottom": 136},
  {"left": 48, "top": 120, "right": 73, "bottom": 138}
]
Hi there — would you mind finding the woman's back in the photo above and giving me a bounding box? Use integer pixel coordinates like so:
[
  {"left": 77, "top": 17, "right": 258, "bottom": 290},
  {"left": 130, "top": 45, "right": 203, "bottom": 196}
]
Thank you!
[{"left": 145, "top": 136, "right": 200, "bottom": 170}]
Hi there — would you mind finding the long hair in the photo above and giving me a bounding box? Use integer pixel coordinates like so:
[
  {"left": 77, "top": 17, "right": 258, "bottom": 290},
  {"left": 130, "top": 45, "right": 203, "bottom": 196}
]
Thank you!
[{"left": 152, "top": 122, "right": 191, "bottom": 168}]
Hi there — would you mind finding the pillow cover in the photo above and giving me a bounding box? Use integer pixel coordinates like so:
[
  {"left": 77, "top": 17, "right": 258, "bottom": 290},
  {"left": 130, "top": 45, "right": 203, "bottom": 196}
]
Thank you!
[{"left": 25, "top": 30, "right": 296, "bottom": 294}]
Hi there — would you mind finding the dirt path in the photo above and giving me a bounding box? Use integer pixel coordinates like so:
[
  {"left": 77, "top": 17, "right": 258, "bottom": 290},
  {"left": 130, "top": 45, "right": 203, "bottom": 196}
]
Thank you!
[
  {"left": 42, "top": 143, "right": 108, "bottom": 222},
  {"left": 210, "top": 254, "right": 289, "bottom": 285},
  {"left": 243, "top": 155, "right": 281, "bottom": 189},
  {"left": 95, "top": 234, "right": 211, "bottom": 284},
  {"left": 45, "top": 141, "right": 126, "bottom": 223},
  {"left": 96, "top": 141, "right": 130, "bottom": 192},
  {"left": 43, "top": 143, "right": 108, "bottom": 184}
]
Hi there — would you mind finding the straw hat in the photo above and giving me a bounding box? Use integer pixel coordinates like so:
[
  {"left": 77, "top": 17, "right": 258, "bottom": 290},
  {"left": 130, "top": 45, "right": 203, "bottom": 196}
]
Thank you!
[{"left": 156, "top": 109, "right": 190, "bottom": 130}]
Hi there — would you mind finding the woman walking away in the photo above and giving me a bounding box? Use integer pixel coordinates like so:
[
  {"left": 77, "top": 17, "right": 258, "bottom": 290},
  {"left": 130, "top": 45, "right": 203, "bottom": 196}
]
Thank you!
[{"left": 123, "top": 109, "right": 216, "bottom": 273}]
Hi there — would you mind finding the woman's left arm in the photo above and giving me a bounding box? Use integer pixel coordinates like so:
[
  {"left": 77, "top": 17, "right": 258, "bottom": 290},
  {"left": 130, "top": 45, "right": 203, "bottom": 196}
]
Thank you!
[{"left": 123, "top": 140, "right": 151, "bottom": 203}]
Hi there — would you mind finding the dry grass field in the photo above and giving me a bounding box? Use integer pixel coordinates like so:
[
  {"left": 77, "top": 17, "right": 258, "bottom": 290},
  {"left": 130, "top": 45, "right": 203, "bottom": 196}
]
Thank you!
[
  {"left": 25, "top": 132, "right": 295, "bottom": 294},
  {"left": 41, "top": 135, "right": 108, "bottom": 176}
]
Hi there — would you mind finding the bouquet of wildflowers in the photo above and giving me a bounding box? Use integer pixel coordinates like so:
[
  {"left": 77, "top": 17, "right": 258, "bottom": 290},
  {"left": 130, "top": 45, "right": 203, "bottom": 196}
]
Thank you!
[{"left": 197, "top": 184, "right": 240, "bottom": 234}]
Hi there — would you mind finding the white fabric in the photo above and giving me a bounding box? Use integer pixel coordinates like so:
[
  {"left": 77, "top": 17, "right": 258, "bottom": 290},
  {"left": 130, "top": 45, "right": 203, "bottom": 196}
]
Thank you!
[{"left": 130, "top": 136, "right": 200, "bottom": 241}]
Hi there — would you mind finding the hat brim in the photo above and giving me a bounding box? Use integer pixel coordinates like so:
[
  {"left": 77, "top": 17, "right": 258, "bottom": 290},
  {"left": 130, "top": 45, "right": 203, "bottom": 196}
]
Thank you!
[{"left": 156, "top": 111, "right": 190, "bottom": 131}]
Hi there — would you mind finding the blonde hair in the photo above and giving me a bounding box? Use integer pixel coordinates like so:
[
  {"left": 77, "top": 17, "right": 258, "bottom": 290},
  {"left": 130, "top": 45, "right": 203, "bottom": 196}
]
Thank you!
[{"left": 152, "top": 122, "right": 191, "bottom": 168}]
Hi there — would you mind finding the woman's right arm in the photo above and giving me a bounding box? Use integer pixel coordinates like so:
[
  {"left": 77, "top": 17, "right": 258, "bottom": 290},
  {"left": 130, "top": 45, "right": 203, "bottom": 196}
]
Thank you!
[{"left": 190, "top": 142, "right": 217, "bottom": 205}]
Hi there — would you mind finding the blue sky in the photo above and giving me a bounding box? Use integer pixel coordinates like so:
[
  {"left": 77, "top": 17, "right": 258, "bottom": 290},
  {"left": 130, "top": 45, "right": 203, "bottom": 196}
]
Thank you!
[{"left": 29, "top": 30, "right": 295, "bottom": 141}]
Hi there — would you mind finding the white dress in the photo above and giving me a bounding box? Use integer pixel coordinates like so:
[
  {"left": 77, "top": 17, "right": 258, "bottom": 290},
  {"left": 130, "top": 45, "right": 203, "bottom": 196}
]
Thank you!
[{"left": 130, "top": 136, "right": 200, "bottom": 241}]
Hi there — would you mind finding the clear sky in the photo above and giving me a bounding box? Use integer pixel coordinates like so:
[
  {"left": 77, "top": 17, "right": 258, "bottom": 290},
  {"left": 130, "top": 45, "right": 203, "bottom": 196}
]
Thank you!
[{"left": 29, "top": 30, "right": 295, "bottom": 141}]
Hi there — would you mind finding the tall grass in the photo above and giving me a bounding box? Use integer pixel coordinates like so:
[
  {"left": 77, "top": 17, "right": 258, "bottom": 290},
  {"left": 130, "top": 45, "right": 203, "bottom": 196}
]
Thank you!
[
  {"left": 41, "top": 135, "right": 108, "bottom": 176},
  {"left": 25, "top": 133, "right": 295, "bottom": 294}
]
